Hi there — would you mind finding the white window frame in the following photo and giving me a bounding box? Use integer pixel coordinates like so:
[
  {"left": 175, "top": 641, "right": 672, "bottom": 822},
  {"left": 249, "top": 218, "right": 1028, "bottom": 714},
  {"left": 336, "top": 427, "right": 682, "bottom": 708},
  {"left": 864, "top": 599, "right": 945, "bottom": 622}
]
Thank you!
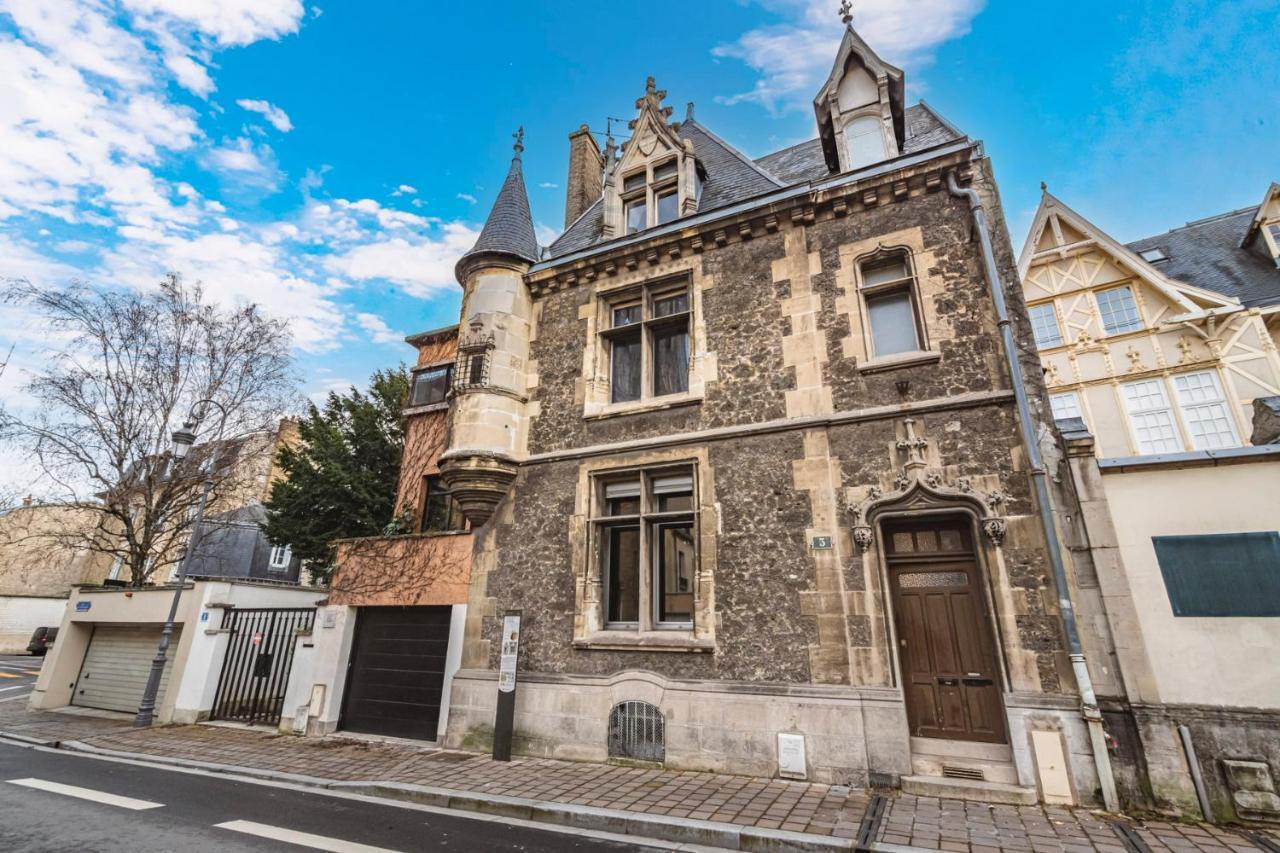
[
  {"left": 1121, "top": 378, "right": 1183, "bottom": 455},
  {"left": 1049, "top": 391, "right": 1083, "bottom": 422},
  {"left": 268, "top": 544, "right": 292, "bottom": 571},
  {"left": 1095, "top": 285, "right": 1143, "bottom": 335},
  {"left": 1171, "top": 370, "right": 1239, "bottom": 450},
  {"left": 1264, "top": 221, "right": 1280, "bottom": 257},
  {"left": 1027, "top": 302, "right": 1064, "bottom": 349}
]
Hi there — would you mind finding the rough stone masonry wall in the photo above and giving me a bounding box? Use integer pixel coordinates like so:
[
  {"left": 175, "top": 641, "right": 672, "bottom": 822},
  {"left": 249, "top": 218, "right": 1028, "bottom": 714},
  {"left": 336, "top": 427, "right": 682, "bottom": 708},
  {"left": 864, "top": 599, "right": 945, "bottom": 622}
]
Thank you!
[{"left": 468, "top": 157, "right": 1075, "bottom": 695}]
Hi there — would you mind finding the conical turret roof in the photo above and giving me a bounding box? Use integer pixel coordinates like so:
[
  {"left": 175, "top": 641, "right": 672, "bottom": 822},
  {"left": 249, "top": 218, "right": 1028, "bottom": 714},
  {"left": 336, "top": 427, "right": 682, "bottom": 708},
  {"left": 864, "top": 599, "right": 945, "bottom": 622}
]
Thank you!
[{"left": 456, "top": 131, "right": 539, "bottom": 281}]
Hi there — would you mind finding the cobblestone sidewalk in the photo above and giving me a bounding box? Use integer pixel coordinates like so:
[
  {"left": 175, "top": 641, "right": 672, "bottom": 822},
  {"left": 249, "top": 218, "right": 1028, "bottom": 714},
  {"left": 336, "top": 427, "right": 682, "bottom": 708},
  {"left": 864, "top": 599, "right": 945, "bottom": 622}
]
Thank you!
[{"left": 1, "top": 702, "right": 1276, "bottom": 853}]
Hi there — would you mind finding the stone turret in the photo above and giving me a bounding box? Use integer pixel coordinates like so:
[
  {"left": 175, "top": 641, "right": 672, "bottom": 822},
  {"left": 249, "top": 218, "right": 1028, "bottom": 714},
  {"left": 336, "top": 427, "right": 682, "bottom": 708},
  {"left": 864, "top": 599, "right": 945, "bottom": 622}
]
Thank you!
[{"left": 438, "top": 130, "right": 539, "bottom": 527}]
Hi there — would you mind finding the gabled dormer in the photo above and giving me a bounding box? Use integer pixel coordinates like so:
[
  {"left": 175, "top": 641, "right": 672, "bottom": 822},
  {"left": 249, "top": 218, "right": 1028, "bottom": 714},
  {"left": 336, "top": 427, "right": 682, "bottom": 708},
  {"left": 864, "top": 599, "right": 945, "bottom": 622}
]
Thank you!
[
  {"left": 602, "top": 78, "right": 700, "bottom": 239},
  {"left": 812, "top": 23, "right": 906, "bottom": 174},
  {"left": 1241, "top": 182, "right": 1280, "bottom": 268}
]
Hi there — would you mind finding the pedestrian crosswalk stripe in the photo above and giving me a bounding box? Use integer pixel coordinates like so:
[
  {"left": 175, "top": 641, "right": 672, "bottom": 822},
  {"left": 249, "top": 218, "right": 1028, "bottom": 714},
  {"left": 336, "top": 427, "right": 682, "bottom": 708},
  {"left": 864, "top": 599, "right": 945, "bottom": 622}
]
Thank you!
[
  {"left": 0, "top": 684, "right": 32, "bottom": 691},
  {"left": 7, "top": 778, "right": 165, "bottom": 810},
  {"left": 214, "top": 820, "right": 402, "bottom": 853}
]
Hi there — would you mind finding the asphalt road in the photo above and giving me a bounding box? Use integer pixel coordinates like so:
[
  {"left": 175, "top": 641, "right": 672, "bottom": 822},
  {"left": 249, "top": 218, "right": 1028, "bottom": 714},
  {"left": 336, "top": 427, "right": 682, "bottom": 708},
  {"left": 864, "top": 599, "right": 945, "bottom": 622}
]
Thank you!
[
  {"left": 0, "top": 654, "right": 41, "bottom": 705},
  {"left": 0, "top": 740, "right": 660, "bottom": 852}
]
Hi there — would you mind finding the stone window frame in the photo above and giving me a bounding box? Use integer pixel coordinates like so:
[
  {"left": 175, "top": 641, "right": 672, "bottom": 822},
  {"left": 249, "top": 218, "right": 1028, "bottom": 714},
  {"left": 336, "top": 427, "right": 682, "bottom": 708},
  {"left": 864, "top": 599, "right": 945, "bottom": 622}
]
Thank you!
[
  {"left": 570, "top": 447, "right": 717, "bottom": 653},
  {"left": 592, "top": 463, "right": 697, "bottom": 631},
  {"left": 581, "top": 260, "right": 713, "bottom": 420},
  {"left": 598, "top": 276, "right": 691, "bottom": 406},
  {"left": 621, "top": 156, "right": 681, "bottom": 234},
  {"left": 836, "top": 107, "right": 892, "bottom": 171},
  {"left": 852, "top": 245, "right": 936, "bottom": 371}
]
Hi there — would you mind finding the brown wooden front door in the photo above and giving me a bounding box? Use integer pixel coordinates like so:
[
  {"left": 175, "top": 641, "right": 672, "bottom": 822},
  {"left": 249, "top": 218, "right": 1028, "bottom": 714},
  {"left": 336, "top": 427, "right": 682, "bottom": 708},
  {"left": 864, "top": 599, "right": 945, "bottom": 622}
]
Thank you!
[{"left": 885, "top": 518, "right": 1007, "bottom": 744}]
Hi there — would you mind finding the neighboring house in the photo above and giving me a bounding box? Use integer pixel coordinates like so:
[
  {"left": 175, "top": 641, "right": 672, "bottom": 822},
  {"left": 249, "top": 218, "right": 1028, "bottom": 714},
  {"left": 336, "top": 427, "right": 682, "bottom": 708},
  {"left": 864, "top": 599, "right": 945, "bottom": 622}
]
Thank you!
[
  {"left": 1020, "top": 186, "right": 1280, "bottom": 459},
  {"left": 1020, "top": 189, "right": 1280, "bottom": 822},
  {"left": 284, "top": 325, "right": 472, "bottom": 741},
  {"left": 185, "top": 504, "right": 303, "bottom": 584},
  {"left": 432, "top": 20, "right": 1123, "bottom": 807},
  {"left": 0, "top": 500, "right": 113, "bottom": 653}
]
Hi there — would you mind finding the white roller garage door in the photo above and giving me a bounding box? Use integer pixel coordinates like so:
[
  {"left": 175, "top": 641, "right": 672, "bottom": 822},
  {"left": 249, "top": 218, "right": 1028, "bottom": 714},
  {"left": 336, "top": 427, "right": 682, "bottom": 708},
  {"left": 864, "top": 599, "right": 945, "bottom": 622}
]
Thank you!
[{"left": 73, "top": 626, "right": 181, "bottom": 714}]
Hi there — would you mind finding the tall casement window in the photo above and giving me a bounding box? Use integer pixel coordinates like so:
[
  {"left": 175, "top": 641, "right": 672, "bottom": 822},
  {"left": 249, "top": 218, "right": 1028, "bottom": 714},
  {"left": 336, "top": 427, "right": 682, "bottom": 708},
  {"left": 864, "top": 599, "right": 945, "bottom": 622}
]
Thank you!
[
  {"left": 409, "top": 363, "right": 452, "bottom": 406},
  {"left": 1122, "top": 378, "right": 1182, "bottom": 455},
  {"left": 421, "top": 475, "right": 466, "bottom": 532},
  {"left": 1122, "top": 371, "right": 1239, "bottom": 455},
  {"left": 1171, "top": 371, "right": 1238, "bottom": 450},
  {"left": 1027, "top": 302, "right": 1064, "bottom": 349},
  {"left": 594, "top": 466, "right": 696, "bottom": 629},
  {"left": 602, "top": 279, "right": 691, "bottom": 404},
  {"left": 1095, "top": 285, "right": 1143, "bottom": 335},
  {"left": 622, "top": 158, "right": 680, "bottom": 234},
  {"left": 860, "top": 251, "right": 924, "bottom": 358}
]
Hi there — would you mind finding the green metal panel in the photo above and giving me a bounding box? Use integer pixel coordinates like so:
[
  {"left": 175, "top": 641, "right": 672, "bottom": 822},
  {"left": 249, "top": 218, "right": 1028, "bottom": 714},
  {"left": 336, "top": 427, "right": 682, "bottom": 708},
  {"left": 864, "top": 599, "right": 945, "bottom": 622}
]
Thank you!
[{"left": 1152, "top": 532, "right": 1280, "bottom": 617}]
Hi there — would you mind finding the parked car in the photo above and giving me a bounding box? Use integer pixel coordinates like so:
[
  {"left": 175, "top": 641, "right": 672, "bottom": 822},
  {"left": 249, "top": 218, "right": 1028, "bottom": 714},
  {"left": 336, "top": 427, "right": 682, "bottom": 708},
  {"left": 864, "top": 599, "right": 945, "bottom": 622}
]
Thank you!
[{"left": 26, "top": 626, "right": 58, "bottom": 656}]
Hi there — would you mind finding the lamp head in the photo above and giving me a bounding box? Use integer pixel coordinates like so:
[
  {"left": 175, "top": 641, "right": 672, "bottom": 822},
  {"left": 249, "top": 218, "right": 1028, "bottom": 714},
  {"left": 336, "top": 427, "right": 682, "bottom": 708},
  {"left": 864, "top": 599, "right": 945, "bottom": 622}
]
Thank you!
[{"left": 170, "top": 421, "right": 197, "bottom": 460}]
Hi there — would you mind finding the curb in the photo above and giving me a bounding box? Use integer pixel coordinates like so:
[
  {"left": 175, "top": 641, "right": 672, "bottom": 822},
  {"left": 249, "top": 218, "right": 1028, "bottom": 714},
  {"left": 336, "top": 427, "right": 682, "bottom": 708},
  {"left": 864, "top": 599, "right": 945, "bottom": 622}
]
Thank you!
[{"left": 8, "top": 733, "right": 865, "bottom": 852}]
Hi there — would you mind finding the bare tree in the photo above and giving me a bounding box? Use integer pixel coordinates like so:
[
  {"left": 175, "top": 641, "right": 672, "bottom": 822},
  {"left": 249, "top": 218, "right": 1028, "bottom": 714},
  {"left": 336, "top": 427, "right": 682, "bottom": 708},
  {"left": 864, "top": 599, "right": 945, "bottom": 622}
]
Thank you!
[{"left": 0, "top": 275, "right": 297, "bottom": 586}]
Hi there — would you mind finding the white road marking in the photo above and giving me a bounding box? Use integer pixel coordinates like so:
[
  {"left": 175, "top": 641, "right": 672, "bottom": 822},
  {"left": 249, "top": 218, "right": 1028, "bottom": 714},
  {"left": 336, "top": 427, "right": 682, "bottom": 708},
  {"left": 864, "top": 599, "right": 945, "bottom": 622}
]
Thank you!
[
  {"left": 0, "top": 684, "right": 32, "bottom": 692},
  {"left": 0, "top": 693, "right": 32, "bottom": 702},
  {"left": 7, "top": 777, "right": 164, "bottom": 810},
  {"left": 214, "top": 820, "right": 401, "bottom": 852}
]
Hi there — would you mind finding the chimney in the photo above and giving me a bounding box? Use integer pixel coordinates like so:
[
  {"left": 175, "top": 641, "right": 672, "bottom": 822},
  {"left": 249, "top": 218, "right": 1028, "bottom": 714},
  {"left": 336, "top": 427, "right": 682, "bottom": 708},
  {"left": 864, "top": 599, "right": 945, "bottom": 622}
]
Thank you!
[{"left": 564, "top": 124, "right": 603, "bottom": 229}]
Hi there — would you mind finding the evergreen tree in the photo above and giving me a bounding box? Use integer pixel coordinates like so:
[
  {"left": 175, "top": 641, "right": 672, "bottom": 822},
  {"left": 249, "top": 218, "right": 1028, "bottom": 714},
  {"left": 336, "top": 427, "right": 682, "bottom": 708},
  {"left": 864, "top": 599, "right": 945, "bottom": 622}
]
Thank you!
[{"left": 264, "top": 367, "right": 409, "bottom": 578}]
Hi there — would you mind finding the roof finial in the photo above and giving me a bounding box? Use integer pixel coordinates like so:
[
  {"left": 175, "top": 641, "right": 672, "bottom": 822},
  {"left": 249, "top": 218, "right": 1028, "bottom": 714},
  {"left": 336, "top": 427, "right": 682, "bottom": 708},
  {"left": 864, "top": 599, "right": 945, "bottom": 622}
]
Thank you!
[
  {"left": 839, "top": 0, "right": 852, "bottom": 26},
  {"left": 685, "top": 101, "right": 695, "bottom": 122},
  {"left": 645, "top": 75, "right": 656, "bottom": 95},
  {"left": 1040, "top": 181, "right": 1048, "bottom": 192},
  {"left": 512, "top": 126, "right": 525, "bottom": 159}
]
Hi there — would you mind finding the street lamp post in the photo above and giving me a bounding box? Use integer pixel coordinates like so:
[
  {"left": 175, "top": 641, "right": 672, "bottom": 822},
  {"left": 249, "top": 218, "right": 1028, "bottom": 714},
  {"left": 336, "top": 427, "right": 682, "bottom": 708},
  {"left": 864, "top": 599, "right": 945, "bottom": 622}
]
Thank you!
[{"left": 133, "top": 399, "right": 227, "bottom": 728}]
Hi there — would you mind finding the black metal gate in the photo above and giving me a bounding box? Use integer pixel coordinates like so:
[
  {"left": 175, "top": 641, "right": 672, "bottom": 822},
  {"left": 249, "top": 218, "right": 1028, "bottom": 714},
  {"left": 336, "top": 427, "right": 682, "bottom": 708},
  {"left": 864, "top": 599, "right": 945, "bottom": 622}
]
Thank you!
[{"left": 211, "top": 607, "right": 315, "bottom": 726}]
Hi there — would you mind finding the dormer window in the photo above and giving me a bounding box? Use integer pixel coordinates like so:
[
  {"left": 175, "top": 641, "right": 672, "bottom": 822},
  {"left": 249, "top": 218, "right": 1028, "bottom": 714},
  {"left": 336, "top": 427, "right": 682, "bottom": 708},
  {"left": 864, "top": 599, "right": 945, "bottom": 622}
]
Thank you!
[
  {"left": 845, "top": 115, "right": 887, "bottom": 170},
  {"left": 1266, "top": 222, "right": 1280, "bottom": 256},
  {"left": 622, "top": 159, "right": 681, "bottom": 234}
]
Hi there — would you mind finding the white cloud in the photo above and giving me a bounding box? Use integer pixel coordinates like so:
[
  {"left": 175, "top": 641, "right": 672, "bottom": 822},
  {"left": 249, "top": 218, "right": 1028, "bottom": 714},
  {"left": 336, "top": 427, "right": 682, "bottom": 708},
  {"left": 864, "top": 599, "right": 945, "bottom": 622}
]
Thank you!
[
  {"left": 538, "top": 181, "right": 559, "bottom": 189},
  {"left": 534, "top": 222, "right": 559, "bottom": 246},
  {"left": 326, "top": 223, "right": 478, "bottom": 298},
  {"left": 202, "top": 137, "right": 282, "bottom": 190},
  {"left": 456, "top": 193, "right": 477, "bottom": 204},
  {"left": 392, "top": 184, "right": 416, "bottom": 196},
  {"left": 355, "top": 312, "right": 403, "bottom": 346},
  {"left": 713, "top": 0, "right": 984, "bottom": 114},
  {"left": 235, "top": 98, "right": 293, "bottom": 132}
]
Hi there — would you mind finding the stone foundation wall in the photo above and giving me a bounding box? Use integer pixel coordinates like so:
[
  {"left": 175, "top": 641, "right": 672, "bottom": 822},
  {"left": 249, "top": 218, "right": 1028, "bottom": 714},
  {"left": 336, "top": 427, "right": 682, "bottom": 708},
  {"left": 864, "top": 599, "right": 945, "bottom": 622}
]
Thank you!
[{"left": 1133, "top": 703, "right": 1280, "bottom": 824}]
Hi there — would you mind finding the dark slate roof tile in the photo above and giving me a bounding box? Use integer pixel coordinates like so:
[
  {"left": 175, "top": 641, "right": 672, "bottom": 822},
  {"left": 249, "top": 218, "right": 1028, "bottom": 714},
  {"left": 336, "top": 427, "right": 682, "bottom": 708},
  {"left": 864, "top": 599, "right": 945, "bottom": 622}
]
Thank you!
[
  {"left": 546, "top": 102, "right": 966, "bottom": 260},
  {"left": 460, "top": 155, "right": 539, "bottom": 266},
  {"left": 1126, "top": 208, "right": 1280, "bottom": 308}
]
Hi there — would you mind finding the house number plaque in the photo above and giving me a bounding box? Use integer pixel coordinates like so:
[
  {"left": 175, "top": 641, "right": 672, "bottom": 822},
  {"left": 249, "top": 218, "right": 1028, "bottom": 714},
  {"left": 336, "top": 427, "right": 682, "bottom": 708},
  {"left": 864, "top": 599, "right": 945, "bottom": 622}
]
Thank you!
[{"left": 811, "top": 536, "right": 833, "bottom": 550}]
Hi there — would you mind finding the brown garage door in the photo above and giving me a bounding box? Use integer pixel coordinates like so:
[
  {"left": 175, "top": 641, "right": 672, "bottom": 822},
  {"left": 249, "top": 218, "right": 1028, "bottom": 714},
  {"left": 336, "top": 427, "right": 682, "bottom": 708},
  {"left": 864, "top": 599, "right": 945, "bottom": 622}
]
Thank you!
[{"left": 340, "top": 606, "right": 451, "bottom": 741}]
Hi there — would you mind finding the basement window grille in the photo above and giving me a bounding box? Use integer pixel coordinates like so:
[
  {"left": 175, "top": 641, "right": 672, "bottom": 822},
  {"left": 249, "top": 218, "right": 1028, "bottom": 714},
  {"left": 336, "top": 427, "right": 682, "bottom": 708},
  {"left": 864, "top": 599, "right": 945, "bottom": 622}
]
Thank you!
[
  {"left": 607, "top": 700, "right": 665, "bottom": 762},
  {"left": 942, "top": 765, "right": 986, "bottom": 781}
]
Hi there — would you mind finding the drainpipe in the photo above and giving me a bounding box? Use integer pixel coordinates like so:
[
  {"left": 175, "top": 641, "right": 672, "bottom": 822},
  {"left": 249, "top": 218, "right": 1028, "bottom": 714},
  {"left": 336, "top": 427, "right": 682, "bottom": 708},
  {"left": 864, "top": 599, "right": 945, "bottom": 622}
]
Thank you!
[{"left": 946, "top": 169, "right": 1119, "bottom": 812}]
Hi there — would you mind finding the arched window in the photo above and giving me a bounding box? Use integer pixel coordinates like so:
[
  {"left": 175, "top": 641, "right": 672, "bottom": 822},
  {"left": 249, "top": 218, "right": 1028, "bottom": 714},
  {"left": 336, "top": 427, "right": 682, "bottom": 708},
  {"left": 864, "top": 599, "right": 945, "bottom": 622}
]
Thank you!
[
  {"left": 860, "top": 250, "right": 924, "bottom": 358},
  {"left": 845, "top": 115, "right": 886, "bottom": 169},
  {"left": 607, "top": 700, "right": 665, "bottom": 762}
]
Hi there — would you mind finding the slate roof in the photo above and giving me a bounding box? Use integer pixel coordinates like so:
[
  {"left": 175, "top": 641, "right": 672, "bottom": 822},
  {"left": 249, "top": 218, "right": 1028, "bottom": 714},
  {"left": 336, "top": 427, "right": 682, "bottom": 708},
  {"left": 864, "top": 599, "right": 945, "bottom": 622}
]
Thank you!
[
  {"left": 459, "top": 154, "right": 539, "bottom": 269},
  {"left": 548, "top": 102, "right": 965, "bottom": 260},
  {"left": 1126, "top": 208, "right": 1280, "bottom": 308}
]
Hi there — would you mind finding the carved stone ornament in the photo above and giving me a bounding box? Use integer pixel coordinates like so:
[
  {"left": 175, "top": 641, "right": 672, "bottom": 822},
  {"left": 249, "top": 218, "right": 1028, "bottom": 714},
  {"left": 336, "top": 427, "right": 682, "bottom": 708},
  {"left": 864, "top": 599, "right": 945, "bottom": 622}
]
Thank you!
[
  {"left": 982, "top": 517, "right": 1008, "bottom": 546},
  {"left": 848, "top": 463, "right": 1009, "bottom": 552}
]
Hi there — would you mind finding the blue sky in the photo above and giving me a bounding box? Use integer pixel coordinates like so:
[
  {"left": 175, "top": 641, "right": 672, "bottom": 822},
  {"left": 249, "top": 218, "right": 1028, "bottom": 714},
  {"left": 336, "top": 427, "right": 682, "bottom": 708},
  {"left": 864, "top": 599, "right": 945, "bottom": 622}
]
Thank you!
[{"left": 1, "top": 0, "right": 1277, "bottom": 443}]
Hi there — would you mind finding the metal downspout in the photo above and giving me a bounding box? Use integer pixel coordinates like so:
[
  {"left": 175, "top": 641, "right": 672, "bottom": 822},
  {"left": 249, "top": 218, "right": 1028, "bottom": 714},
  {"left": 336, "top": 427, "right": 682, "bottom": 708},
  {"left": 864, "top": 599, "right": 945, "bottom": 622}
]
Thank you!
[{"left": 945, "top": 169, "right": 1120, "bottom": 812}]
